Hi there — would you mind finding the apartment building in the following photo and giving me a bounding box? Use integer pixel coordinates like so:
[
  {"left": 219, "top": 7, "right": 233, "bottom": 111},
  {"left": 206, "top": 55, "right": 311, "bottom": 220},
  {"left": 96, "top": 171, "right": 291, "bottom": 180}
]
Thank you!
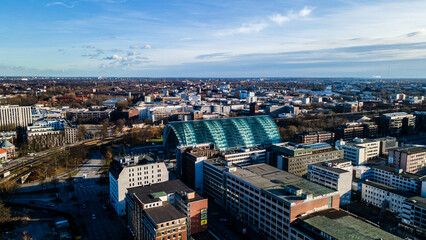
[
  {"left": 0, "top": 105, "right": 32, "bottom": 130},
  {"left": 126, "top": 180, "right": 208, "bottom": 240},
  {"left": 402, "top": 196, "right": 426, "bottom": 232},
  {"left": 335, "top": 138, "right": 380, "bottom": 165},
  {"left": 66, "top": 108, "right": 113, "bottom": 123},
  {"left": 307, "top": 160, "right": 353, "bottom": 205},
  {"left": 380, "top": 112, "right": 416, "bottom": 136},
  {"left": 294, "top": 131, "right": 335, "bottom": 145},
  {"left": 389, "top": 146, "right": 426, "bottom": 174},
  {"left": 203, "top": 161, "right": 340, "bottom": 239},
  {"left": 362, "top": 180, "right": 417, "bottom": 213},
  {"left": 272, "top": 142, "right": 344, "bottom": 176},
  {"left": 109, "top": 155, "right": 169, "bottom": 216},
  {"left": 290, "top": 209, "right": 401, "bottom": 240}
]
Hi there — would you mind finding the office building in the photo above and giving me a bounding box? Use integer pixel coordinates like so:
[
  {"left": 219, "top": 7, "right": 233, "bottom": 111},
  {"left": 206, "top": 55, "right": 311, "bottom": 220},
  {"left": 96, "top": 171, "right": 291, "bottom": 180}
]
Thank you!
[
  {"left": 380, "top": 112, "right": 415, "bottom": 136},
  {"left": 291, "top": 209, "right": 401, "bottom": 240},
  {"left": 109, "top": 155, "right": 169, "bottom": 216},
  {"left": 361, "top": 180, "right": 417, "bottom": 213},
  {"left": 307, "top": 160, "right": 353, "bottom": 205},
  {"left": 376, "top": 136, "right": 398, "bottom": 155},
  {"left": 203, "top": 161, "right": 340, "bottom": 239},
  {"left": 66, "top": 108, "right": 113, "bottom": 123},
  {"left": 294, "top": 131, "right": 335, "bottom": 145},
  {"left": 402, "top": 196, "right": 426, "bottom": 232},
  {"left": 335, "top": 138, "right": 380, "bottom": 165},
  {"left": 126, "top": 180, "right": 208, "bottom": 240},
  {"left": 272, "top": 142, "right": 344, "bottom": 176},
  {"left": 164, "top": 116, "right": 281, "bottom": 152},
  {"left": 0, "top": 105, "right": 32, "bottom": 130},
  {"left": 388, "top": 146, "right": 426, "bottom": 174}
]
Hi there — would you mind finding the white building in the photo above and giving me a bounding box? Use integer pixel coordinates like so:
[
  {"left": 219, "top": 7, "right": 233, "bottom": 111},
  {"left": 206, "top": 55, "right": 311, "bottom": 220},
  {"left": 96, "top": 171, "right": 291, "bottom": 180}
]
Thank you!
[
  {"left": 0, "top": 105, "right": 32, "bottom": 129},
  {"left": 109, "top": 155, "right": 169, "bottom": 216},
  {"left": 361, "top": 180, "right": 416, "bottom": 213},
  {"left": 307, "top": 160, "right": 353, "bottom": 205},
  {"left": 335, "top": 138, "right": 380, "bottom": 165}
]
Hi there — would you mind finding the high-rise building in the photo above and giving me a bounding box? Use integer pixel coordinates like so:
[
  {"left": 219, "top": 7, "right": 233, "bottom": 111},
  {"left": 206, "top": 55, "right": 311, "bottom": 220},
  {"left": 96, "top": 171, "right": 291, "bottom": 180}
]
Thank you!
[
  {"left": 0, "top": 105, "right": 32, "bottom": 130},
  {"left": 388, "top": 146, "right": 426, "bottom": 174},
  {"left": 109, "top": 156, "right": 169, "bottom": 216},
  {"left": 307, "top": 160, "right": 353, "bottom": 205},
  {"left": 380, "top": 112, "right": 416, "bottom": 136},
  {"left": 202, "top": 162, "right": 340, "bottom": 239},
  {"left": 126, "top": 180, "right": 208, "bottom": 240}
]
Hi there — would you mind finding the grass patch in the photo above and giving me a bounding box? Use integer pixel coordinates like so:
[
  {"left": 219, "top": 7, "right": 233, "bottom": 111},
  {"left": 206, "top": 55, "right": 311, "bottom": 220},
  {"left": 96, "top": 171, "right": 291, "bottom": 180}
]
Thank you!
[
  {"left": 64, "top": 170, "right": 80, "bottom": 179},
  {"left": 98, "top": 158, "right": 112, "bottom": 173}
]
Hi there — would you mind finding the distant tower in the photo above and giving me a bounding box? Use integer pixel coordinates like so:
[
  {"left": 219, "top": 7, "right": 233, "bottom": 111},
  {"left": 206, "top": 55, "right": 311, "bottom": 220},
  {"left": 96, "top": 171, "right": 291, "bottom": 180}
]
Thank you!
[{"left": 249, "top": 102, "right": 258, "bottom": 115}]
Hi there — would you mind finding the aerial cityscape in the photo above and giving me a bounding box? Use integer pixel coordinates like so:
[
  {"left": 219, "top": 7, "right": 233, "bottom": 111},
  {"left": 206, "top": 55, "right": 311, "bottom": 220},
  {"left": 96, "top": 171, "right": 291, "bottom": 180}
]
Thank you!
[{"left": 0, "top": 1, "right": 426, "bottom": 240}]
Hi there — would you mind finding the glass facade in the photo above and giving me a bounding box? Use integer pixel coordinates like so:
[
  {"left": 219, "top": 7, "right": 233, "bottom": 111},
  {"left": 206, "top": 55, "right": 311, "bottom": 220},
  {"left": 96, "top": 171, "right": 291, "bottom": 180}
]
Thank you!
[{"left": 164, "top": 116, "right": 281, "bottom": 151}]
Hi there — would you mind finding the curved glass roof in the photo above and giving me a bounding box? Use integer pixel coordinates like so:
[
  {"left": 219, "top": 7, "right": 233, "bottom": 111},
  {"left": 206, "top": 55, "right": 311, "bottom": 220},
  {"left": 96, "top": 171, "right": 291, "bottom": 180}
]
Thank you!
[{"left": 164, "top": 116, "right": 281, "bottom": 150}]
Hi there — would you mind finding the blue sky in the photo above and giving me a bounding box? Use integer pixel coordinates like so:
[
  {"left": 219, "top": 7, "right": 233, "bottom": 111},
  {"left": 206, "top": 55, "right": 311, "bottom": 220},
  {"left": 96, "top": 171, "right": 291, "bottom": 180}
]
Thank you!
[{"left": 1, "top": 0, "right": 426, "bottom": 77}]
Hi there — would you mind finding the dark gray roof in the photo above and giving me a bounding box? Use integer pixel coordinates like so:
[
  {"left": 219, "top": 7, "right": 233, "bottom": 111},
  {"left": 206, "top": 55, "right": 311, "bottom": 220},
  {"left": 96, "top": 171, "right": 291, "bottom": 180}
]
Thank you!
[
  {"left": 128, "top": 179, "right": 203, "bottom": 204},
  {"left": 405, "top": 196, "right": 426, "bottom": 209},
  {"left": 144, "top": 202, "right": 186, "bottom": 224}
]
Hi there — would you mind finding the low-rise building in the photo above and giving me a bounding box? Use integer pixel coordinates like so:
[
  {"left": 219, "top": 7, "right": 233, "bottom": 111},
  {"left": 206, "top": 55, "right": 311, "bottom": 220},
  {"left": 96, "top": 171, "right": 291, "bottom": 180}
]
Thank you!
[
  {"left": 0, "top": 140, "right": 15, "bottom": 159},
  {"left": 0, "top": 148, "right": 7, "bottom": 163},
  {"left": 361, "top": 180, "right": 417, "bottom": 213},
  {"left": 126, "top": 180, "right": 208, "bottom": 240},
  {"left": 109, "top": 155, "right": 169, "bottom": 216},
  {"left": 402, "top": 196, "right": 426, "bottom": 232},
  {"left": 307, "top": 160, "right": 353, "bottom": 205},
  {"left": 388, "top": 146, "right": 426, "bottom": 174}
]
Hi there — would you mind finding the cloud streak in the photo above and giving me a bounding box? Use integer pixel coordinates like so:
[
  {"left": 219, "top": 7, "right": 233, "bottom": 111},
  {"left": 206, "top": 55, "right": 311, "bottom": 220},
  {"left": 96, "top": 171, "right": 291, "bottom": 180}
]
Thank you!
[
  {"left": 269, "top": 6, "right": 313, "bottom": 25},
  {"left": 46, "top": 1, "right": 75, "bottom": 8}
]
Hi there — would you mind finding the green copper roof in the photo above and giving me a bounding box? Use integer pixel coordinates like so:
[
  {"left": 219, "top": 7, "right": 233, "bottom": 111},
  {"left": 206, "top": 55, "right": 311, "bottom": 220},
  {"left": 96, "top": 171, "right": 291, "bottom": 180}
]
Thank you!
[
  {"left": 164, "top": 116, "right": 281, "bottom": 151},
  {"left": 0, "top": 140, "right": 14, "bottom": 149}
]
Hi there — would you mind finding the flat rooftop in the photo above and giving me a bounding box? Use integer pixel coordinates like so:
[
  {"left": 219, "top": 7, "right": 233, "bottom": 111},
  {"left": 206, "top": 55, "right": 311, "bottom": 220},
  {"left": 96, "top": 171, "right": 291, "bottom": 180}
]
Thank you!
[
  {"left": 296, "top": 209, "right": 402, "bottom": 240},
  {"left": 144, "top": 202, "right": 186, "bottom": 224},
  {"left": 363, "top": 180, "right": 417, "bottom": 198},
  {"left": 227, "top": 163, "right": 336, "bottom": 203},
  {"left": 311, "top": 159, "right": 351, "bottom": 174},
  {"left": 371, "top": 165, "right": 422, "bottom": 179},
  {"left": 405, "top": 196, "right": 426, "bottom": 209},
  {"left": 389, "top": 146, "right": 426, "bottom": 154},
  {"left": 128, "top": 179, "right": 204, "bottom": 204}
]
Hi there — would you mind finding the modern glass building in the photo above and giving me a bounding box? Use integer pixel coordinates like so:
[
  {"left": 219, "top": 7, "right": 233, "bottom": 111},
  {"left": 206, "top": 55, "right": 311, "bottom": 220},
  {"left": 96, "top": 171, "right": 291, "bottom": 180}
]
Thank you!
[{"left": 163, "top": 116, "right": 281, "bottom": 151}]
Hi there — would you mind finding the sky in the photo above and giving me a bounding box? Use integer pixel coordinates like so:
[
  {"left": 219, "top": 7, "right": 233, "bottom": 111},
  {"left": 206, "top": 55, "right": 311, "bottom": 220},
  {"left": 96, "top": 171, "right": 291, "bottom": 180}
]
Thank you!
[{"left": 1, "top": 0, "right": 426, "bottom": 78}]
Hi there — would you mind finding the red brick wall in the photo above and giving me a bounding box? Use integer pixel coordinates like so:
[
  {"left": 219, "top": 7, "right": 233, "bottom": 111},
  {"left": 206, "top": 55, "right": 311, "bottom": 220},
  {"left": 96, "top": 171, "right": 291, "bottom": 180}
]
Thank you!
[
  {"left": 290, "top": 194, "right": 340, "bottom": 223},
  {"left": 189, "top": 199, "right": 209, "bottom": 234}
]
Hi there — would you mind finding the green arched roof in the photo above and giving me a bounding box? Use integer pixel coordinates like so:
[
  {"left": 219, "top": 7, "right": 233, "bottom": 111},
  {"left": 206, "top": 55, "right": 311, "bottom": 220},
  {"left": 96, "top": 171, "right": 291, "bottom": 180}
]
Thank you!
[{"left": 164, "top": 116, "right": 281, "bottom": 150}]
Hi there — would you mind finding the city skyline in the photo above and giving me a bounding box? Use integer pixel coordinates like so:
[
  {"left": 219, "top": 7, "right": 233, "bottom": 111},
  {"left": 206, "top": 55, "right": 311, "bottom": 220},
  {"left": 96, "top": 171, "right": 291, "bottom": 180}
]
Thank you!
[{"left": 2, "top": 0, "right": 426, "bottom": 77}]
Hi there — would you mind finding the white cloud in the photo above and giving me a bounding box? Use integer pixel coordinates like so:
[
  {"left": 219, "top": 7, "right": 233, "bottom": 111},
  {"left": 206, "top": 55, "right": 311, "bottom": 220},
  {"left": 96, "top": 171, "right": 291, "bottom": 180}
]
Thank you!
[
  {"left": 104, "top": 54, "right": 127, "bottom": 60},
  {"left": 269, "top": 6, "right": 313, "bottom": 25},
  {"left": 46, "top": 1, "right": 75, "bottom": 8},
  {"left": 216, "top": 23, "right": 268, "bottom": 36},
  {"left": 130, "top": 44, "right": 152, "bottom": 49},
  {"left": 269, "top": 14, "right": 290, "bottom": 25}
]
